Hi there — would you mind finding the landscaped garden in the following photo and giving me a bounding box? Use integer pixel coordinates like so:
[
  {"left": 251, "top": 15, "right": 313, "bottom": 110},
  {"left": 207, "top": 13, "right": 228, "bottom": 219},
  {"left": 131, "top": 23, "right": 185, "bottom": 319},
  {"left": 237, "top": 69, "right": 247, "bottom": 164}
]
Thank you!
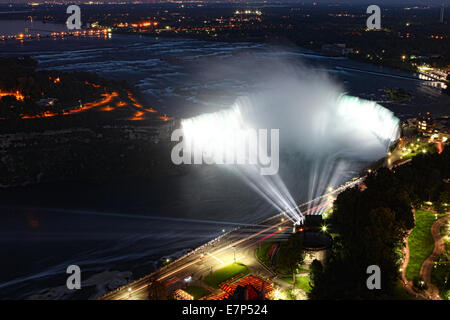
[
  {"left": 431, "top": 223, "right": 450, "bottom": 300},
  {"left": 183, "top": 285, "right": 210, "bottom": 299},
  {"left": 256, "top": 241, "right": 277, "bottom": 265},
  {"left": 281, "top": 275, "right": 312, "bottom": 293},
  {"left": 255, "top": 238, "right": 308, "bottom": 275},
  {"left": 204, "top": 262, "right": 249, "bottom": 288},
  {"left": 406, "top": 210, "right": 444, "bottom": 281}
]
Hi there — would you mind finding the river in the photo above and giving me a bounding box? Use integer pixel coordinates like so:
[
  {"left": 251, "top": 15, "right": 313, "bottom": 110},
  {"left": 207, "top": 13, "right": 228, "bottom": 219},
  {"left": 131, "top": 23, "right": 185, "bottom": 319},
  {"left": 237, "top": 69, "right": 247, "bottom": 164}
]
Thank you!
[{"left": 0, "top": 32, "right": 449, "bottom": 299}]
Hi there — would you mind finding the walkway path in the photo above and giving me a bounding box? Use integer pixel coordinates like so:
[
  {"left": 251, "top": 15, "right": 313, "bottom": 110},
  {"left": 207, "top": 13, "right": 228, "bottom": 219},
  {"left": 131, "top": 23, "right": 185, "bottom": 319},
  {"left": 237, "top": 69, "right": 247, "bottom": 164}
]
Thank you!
[
  {"left": 400, "top": 227, "right": 419, "bottom": 297},
  {"left": 419, "top": 215, "right": 450, "bottom": 300},
  {"left": 400, "top": 208, "right": 428, "bottom": 299}
]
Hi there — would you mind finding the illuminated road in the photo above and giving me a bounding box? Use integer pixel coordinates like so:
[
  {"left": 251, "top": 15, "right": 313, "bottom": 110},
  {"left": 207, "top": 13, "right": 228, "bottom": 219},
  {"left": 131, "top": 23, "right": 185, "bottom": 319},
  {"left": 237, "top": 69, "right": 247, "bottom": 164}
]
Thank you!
[
  {"left": 2, "top": 84, "right": 171, "bottom": 121},
  {"left": 100, "top": 178, "right": 363, "bottom": 300}
]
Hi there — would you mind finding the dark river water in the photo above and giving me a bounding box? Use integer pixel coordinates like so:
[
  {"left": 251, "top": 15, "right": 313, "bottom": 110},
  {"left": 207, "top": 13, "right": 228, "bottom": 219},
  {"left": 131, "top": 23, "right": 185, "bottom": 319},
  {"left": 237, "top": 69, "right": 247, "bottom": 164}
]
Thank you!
[
  {"left": 0, "top": 33, "right": 449, "bottom": 299},
  {"left": 0, "top": 20, "right": 67, "bottom": 37}
]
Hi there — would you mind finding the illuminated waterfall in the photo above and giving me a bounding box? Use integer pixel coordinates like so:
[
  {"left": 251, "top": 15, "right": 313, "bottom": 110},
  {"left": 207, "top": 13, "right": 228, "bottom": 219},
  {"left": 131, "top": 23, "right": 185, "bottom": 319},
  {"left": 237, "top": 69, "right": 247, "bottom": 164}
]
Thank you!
[{"left": 180, "top": 84, "right": 399, "bottom": 224}]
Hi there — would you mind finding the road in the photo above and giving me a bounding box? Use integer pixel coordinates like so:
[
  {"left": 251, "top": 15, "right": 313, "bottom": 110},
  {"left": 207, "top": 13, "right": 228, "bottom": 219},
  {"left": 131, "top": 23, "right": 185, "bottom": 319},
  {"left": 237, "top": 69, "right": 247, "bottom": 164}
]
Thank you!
[
  {"left": 99, "top": 142, "right": 441, "bottom": 300},
  {"left": 100, "top": 178, "right": 363, "bottom": 300}
]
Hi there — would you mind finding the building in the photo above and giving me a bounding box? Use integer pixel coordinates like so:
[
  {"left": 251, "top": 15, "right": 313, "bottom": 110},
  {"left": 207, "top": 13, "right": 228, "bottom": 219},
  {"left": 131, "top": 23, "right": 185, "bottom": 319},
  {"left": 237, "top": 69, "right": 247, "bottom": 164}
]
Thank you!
[
  {"left": 174, "top": 289, "right": 194, "bottom": 300},
  {"left": 208, "top": 275, "right": 273, "bottom": 300},
  {"left": 225, "top": 284, "right": 265, "bottom": 300},
  {"left": 416, "top": 112, "right": 433, "bottom": 135},
  {"left": 406, "top": 113, "right": 450, "bottom": 142},
  {"left": 36, "top": 98, "right": 57, "bottom": 107}
]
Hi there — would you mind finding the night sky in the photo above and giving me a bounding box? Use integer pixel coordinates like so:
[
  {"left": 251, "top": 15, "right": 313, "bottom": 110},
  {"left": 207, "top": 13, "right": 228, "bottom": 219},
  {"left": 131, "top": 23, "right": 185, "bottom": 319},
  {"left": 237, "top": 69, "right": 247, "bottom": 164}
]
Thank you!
[{"left": 0, "top": 0, "right": 447, "bottom": 5}]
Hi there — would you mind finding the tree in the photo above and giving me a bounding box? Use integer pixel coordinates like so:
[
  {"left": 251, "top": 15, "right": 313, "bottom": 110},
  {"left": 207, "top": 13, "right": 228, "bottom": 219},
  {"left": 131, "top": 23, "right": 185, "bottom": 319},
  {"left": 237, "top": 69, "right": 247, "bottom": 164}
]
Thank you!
[
  {"left": 314, "top": 178, "right": 410, "bottom": 298},
  {"left": 309, "top": 259, "right": 323, "bottom": 288},
  {"left": 276, "top": 232, "right": 304, "bottom": 285},
  {"left": 435, "top": 189, "right": 450, "bottom": 214}
]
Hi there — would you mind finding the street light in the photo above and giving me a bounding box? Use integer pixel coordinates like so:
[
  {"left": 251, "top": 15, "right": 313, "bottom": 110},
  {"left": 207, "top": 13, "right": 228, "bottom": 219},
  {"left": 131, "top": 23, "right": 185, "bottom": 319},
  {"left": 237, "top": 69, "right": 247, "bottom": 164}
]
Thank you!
[
  {"left": 321, "top": 225, "right": 328, "bottom": 232},
  {"left": 273, "top": 288, "right": 282, "bottom": 300},
  {"left": 231, "top": 243, "right": 236, "bottom": 262}
]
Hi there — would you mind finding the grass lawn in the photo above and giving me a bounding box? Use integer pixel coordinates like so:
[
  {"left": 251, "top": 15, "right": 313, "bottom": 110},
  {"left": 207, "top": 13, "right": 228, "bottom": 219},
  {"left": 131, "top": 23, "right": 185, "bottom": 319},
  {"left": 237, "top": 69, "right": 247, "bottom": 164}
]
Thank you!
[
  {"left": 281, "top": 275, "right": 312, "bottom": 293},
  {"left": 183, "top": 286, "right": 209, "bottom": 299},
  {"left": 406, "top": 210, "right": 442, "bottom": 281},
  {"left": 255, "top": 241, "right": 309, "bottom": 275},
  {"left": 402, "top": 143, "right": 435, "bottom": 160},
  {"left": 256, "top": 241, "right": 276, "bottom": 265},
  {"left": 204, "top": 262, "right": 249, "bottom": 288}
]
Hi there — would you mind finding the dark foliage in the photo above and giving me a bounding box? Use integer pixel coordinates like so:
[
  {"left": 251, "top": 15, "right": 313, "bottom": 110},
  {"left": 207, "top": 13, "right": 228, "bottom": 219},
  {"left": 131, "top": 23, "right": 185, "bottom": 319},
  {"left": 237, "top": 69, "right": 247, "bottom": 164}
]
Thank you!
[{"left": 311, "top": 147, "right": 449, "bottom": 299}]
